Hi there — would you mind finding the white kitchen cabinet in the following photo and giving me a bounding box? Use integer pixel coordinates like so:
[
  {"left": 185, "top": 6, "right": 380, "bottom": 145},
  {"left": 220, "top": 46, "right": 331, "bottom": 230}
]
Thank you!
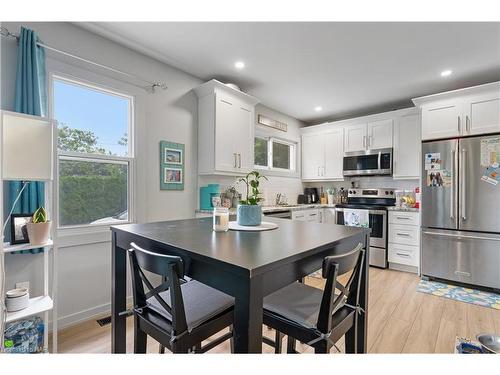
[
  {"left": 301, "top": 127, "right": 344, "bottom": 181},
  {"left": 420, "top": 99, "right": 462, "bottom": 140},
  {"left": 367, "top": 119, "right": 393, "bottom": 149},
  {"left": 388, "top": 211, "right": 420, "bottom": 273},
  {"left": 323, "top": 128, "right": 344, "bottom": 179},
  {"left": 321, "top": 208, "right": 336, "bottom": 224},
  {"left": 393, "top": 113, "right": 421, "bottom": 179},
  {"left": 465, "top": 91, "right": 500, "bottom": 135},
  {"left": 292, "top": 208, "right": 320, "bottom": 222},
  {"left": 414, "top": 81, "right": 500, "bottom": 140},
  {"left": 301, "top": 133, "right": 325, "bottom": 179},
  {"left": 344, "top": 123, "right": 367, "bottom": 152},
  {"left": 344, "top": 120, "right": 393, "bottom": 152},
  {"left": 195, "top": 79, "right": 258, "bottom": 175}
]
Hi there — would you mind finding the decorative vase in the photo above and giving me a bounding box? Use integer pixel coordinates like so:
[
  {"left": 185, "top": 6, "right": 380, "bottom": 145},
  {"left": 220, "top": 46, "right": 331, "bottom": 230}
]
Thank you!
[
  {"left": 237, "top": 205, "right": 262, "bottom": 226},
  {"left": 26, "top": 221, "right": 51, "bottom": 246}
]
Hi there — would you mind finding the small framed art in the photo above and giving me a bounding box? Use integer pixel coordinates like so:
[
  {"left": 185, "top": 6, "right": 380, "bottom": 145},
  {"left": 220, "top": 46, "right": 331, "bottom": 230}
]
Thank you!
[
  {"left": 10, "top": 213, "right": 32, "bottom": 245},
  {"left": 160, "top": 141, "right": 185, "bottom": 190}
]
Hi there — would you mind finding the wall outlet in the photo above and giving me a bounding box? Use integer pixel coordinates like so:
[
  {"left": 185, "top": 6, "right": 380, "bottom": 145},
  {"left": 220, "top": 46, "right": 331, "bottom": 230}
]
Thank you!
[{"left": 15, "top": 281, "right": 29, "bottom": 292}]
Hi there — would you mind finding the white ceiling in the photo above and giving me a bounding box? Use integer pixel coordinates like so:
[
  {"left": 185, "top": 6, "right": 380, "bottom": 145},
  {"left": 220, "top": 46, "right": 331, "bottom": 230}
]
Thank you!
[{"left": 79, "top": 22, "right": 500, "bottom": 124}]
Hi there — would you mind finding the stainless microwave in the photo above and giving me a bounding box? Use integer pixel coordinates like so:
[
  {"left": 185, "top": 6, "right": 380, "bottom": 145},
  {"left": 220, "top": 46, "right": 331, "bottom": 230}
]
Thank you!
[{"left": 342, "top": 148, "right": 393, "bottom": 177}]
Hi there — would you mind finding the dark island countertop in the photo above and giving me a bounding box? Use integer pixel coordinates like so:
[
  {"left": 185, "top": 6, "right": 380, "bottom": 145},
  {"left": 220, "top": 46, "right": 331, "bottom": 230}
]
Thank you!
[{"left": 111, "top": 217, "right": 369, "bottom": 277}]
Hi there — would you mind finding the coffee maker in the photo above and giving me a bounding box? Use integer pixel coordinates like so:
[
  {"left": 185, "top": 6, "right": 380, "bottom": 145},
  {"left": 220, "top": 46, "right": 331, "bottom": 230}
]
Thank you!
[{"left": 304, "top": 187, "right": 319, "bottom": 204}]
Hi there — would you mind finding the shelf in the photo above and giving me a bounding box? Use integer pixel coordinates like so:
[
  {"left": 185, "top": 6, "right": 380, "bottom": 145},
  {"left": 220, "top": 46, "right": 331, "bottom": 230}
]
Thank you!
[
  {"left": 3, "top": 239, "right": 53, "bottom": 253},
  {"left": 6, "top": 295, "right": 53, "bottom": 323}
]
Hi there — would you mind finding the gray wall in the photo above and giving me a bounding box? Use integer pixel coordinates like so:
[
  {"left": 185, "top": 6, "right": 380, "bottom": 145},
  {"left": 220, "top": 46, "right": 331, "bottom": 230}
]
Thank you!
[{"left": 0, "top": 22, "right": 304, "bottom": 328}]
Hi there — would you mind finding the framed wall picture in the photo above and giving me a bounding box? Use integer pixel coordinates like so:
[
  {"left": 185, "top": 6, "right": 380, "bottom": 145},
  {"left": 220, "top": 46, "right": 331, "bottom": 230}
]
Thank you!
[
  {"left": 160, "top": 141, "right": 185, "bottom": 190},
  {"left": 10, "top": 213, "right": 32, "bottom": 245}
]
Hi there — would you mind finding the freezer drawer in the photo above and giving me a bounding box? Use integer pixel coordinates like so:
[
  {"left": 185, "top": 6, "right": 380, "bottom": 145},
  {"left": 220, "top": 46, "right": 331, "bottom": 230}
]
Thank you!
[{"left": 421, "top": 229, "right": 500, "bottom": 290}]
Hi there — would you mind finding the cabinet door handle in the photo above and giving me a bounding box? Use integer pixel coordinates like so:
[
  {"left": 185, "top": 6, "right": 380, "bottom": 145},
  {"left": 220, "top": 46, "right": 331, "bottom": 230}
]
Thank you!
[
  {"left": 233, "top": 153, "right": 237, "bottom": 168},
  {"left": 363, "top": 136, "right": 366, "bottom": 148},
  {"left": 457, "top": 116, "right": 461, "bottom": 133},
  {"left": 238, "top": 153, "right": 241, "bottom": 168},
  {"left": 396, "top": 216, "right": 411, "bottom": 220},
  {"left": 461, "top": 148, "right": 467, "bottom": 221},
  {"left": 454, "top": 270, "right": 471, "bottom": 278},
  {"left": 368, "top": 135, "right": 372, "bottom": 148},
  {"left": 396, "top": 232, "right": 411, "bottom": 237},
  {"left": 396, "top": 252, "right": 411, "bottom": 258},
  {"left": 317, "top": 166, "right": 320, "bottom": 176},
  {"left": 466, "top": 115, "right": 470, "bottom": 132}
]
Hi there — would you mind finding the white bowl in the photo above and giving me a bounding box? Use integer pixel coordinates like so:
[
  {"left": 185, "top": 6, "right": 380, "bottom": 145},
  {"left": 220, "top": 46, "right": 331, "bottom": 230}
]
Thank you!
[{"left": 6, "top": 288, "right": 29, "bottom": 312}]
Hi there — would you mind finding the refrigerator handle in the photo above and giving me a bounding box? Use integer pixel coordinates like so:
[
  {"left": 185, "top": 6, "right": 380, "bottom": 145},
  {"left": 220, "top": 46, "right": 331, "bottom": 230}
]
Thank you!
[
  {"left": 461, "top": 148, "right": 467, "bottom": 221},
  {"left": 450, "top": 148, "right": 455, "bottom": 219}
]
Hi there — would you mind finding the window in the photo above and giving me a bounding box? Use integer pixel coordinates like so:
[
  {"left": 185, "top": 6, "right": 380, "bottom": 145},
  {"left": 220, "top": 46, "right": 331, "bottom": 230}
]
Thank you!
[
  {"left": 53, "top": 76, "right": 133, "bottom": 227},
  {"left": 254, "top": 136, "right": 296, "bottom": 172}
]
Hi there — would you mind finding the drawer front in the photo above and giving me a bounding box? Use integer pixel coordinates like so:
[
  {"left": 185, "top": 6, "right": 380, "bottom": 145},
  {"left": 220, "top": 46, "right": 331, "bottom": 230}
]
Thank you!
[
  {"left": 388, "top": 243, "right": 419, "bottom": 266},
  {"left": 388, "top": 211, "right": 419, "bottom": 226},
  {"left": 292, "top": 209, "right": 319, "bottom": 221},
  {"left": 389, "top": 224, "right": 420, "bottom": 246}
]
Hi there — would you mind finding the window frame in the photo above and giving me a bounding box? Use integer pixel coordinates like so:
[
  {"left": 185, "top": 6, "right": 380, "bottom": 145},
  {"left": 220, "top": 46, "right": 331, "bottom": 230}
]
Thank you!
[
  {"left": 50, "top": 73, "right": 135, "bottom": 230},
  {"left": 254, "top": 135, "right": 297, "bottom": 174}
]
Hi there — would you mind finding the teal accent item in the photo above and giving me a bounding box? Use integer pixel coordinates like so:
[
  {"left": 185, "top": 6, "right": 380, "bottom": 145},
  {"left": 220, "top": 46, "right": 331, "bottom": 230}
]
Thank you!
[
  {"left": 159, "top": 140, "right": 185, "bottom": 190},
  {"left": 417, "top": 279, "right": 500, "bottom": 310},
  {"left": 237, "top": 205, "right": 262, "bottom": 226},
  {"left": 4, "top": 27, "right": 47, "bottom": 254},
  {"left": 199, "top": 184, "right": 220, "bottom": 210}
]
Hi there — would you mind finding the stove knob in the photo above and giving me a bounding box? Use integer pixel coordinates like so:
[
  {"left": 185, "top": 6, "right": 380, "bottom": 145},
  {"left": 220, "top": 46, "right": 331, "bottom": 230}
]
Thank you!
[
  {"left": 390, "top": 191, "right": 394, "bottom": 195},
  {"left": 352, "top": 190, "right": 356, "bottom": 194},
  {"left": 348, "top": 190, "right": 353, "bottom": 194},
  {"left": 385, "top": 191, "right": 389, "bottom": 195}
]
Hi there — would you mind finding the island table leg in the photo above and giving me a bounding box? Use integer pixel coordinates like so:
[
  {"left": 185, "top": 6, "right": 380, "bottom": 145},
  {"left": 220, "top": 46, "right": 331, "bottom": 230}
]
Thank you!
[{"left": 111, "top": 231, "right": 127, "bottom": 353}]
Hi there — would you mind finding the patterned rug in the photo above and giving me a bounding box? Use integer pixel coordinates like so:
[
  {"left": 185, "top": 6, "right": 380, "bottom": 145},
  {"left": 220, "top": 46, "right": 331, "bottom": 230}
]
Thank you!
[{"left": 417, "top": 279, "right": 500, "bottom": 310}]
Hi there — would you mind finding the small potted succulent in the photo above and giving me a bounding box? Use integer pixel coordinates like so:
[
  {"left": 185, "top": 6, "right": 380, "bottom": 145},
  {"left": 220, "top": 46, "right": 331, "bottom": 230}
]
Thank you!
[
  {"left": 26, "top": 207, "right": 51, "bottom": 246},
  {"left": 237, "top": 171, "right": 268, "bottom": 226}
]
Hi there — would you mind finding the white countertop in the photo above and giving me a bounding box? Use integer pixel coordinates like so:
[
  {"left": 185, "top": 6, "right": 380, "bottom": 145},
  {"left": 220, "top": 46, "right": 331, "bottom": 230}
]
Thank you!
[{"left": 195, "top": 203, "right": 337, "bottom": 215}]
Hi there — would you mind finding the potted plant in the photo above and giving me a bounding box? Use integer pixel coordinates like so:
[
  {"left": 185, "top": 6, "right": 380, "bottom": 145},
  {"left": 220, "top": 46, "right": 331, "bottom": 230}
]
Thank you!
[
  {"left": 237, "top": 171, "right": 268, "bottom": 226},
  {"left": 26, "top": 207, "right": 51, "bottom": 246}
]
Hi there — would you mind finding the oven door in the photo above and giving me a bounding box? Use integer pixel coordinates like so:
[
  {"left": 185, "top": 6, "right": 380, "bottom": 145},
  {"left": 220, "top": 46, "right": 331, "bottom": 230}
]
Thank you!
[
  {"left": 343, "top": 148, "right": 392, "bottom": 176},
  {"left": 335, "top": 208, "right": 387, "bottom": 248}
]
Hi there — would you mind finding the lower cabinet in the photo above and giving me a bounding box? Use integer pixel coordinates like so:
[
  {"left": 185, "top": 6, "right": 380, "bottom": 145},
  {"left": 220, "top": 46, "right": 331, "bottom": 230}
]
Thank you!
[
  {"left": 292, "top": 208, "right": 321, "bottom": 222},
  {"left": 388, "top": 211, "right": 420, "bottom": 273}
]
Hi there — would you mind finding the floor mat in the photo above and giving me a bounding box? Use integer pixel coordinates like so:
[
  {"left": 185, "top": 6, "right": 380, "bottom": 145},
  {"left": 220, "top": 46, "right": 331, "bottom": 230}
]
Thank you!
[{"left": 417, "top": 279, "right": 500, "bottom": 310}]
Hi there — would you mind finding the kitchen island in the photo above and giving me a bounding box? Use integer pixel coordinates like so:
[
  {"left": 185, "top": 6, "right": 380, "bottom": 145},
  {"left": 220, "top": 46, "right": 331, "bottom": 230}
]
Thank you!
[{"left": 111, "top": 217, "right": 370, "bottom": 353}]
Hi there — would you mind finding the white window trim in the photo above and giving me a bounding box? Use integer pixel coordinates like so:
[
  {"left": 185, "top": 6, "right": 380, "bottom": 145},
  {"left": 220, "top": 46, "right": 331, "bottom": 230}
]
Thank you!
[
  {"left": 254, "top": 135, "right": 299, "bottom": 177},
  {"left": 50, "top": 73, "right": 136, "bottom": 232}
]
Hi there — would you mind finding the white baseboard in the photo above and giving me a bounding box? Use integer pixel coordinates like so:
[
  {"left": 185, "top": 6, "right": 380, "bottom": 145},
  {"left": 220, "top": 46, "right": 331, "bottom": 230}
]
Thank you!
[{"left": 54, "top": 296, "right": 133, "bottom": 330}]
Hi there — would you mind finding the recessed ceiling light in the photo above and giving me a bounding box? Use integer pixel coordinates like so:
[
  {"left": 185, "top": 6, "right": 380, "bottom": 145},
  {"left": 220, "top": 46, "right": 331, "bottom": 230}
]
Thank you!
[
  {"left": 314, "top": 106, "right": 323, "bottom": 112},
  {"left": 234, "top": 61, "right": 245, "bottom": 69},
  {"left": 441, "top": 70, "right": 452, "bottom": 77}
]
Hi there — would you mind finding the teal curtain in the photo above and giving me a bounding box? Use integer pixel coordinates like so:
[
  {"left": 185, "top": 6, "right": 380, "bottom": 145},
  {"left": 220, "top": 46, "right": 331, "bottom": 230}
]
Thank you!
[{"left": 4, "top": 27, "right": 47, "bottom": 253}]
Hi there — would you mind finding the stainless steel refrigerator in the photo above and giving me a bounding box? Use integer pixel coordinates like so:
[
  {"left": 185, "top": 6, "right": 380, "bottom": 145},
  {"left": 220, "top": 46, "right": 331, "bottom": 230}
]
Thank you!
[{"left": 421, "top": 135, "right": 500, "bottom": 290}]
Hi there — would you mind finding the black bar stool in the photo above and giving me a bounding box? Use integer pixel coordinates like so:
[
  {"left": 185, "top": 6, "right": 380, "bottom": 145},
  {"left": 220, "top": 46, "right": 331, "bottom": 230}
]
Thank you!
[
  {"left": 262, "top": 243, "right": 365, "bottom": 354},
  {"left": 128, "top": 242, "right": 235, "bottom": 353}
]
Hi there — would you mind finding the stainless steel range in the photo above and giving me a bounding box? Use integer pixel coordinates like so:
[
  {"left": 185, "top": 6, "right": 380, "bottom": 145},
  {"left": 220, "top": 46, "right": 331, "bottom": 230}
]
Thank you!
[{"left": 335, "top": 188, "right": 395, "bottom": 268}]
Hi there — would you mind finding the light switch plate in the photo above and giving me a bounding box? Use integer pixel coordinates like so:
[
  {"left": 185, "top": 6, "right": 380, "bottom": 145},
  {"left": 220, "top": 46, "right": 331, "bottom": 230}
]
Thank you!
[{"left": 15, "top": 281, "right": 29, "bottom": 292}]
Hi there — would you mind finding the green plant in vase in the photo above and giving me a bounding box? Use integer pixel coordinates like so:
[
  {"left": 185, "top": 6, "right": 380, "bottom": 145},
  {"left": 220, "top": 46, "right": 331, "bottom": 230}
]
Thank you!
[
  {"left": 237, "top": 171, "right": 268, "bottom": 226},
  {"left": 26, "top": 207, "right": 51, "bottom": 246}
]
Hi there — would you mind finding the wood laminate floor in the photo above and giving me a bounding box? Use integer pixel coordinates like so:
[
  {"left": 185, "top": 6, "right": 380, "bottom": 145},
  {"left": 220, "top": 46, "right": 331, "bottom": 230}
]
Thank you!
[{"left": 54, "top": 267, "right": 500, "bottom": 354}]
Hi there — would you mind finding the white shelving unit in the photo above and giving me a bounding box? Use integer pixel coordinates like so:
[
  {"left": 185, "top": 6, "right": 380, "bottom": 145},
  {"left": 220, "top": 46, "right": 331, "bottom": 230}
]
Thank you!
[{"left": 0, "top": 110, "right": 58, "bottom": 353}]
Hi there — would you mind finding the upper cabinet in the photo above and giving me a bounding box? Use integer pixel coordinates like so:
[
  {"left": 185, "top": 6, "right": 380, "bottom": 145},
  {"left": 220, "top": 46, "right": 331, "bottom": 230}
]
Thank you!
[
  {"left": 344, "top": 123, "right": 367, "bottom": 152},
  {"left": 195, "top": 80, "right": 259, "bottom": 175},
  {"left": 393, "top": 112, "right": 421, "bottom": 180},
  {"left": 301, "top": 126, "right": 344, "bottom": 181},
  {"left": 414, "top": 81, "right": 500, "bottom": 141},
  {"left": 367, "top": 119, "right": 393, "bottom": 149},
  {"left": 344, "top": 120, "right": 393, "bottom": 152}
]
